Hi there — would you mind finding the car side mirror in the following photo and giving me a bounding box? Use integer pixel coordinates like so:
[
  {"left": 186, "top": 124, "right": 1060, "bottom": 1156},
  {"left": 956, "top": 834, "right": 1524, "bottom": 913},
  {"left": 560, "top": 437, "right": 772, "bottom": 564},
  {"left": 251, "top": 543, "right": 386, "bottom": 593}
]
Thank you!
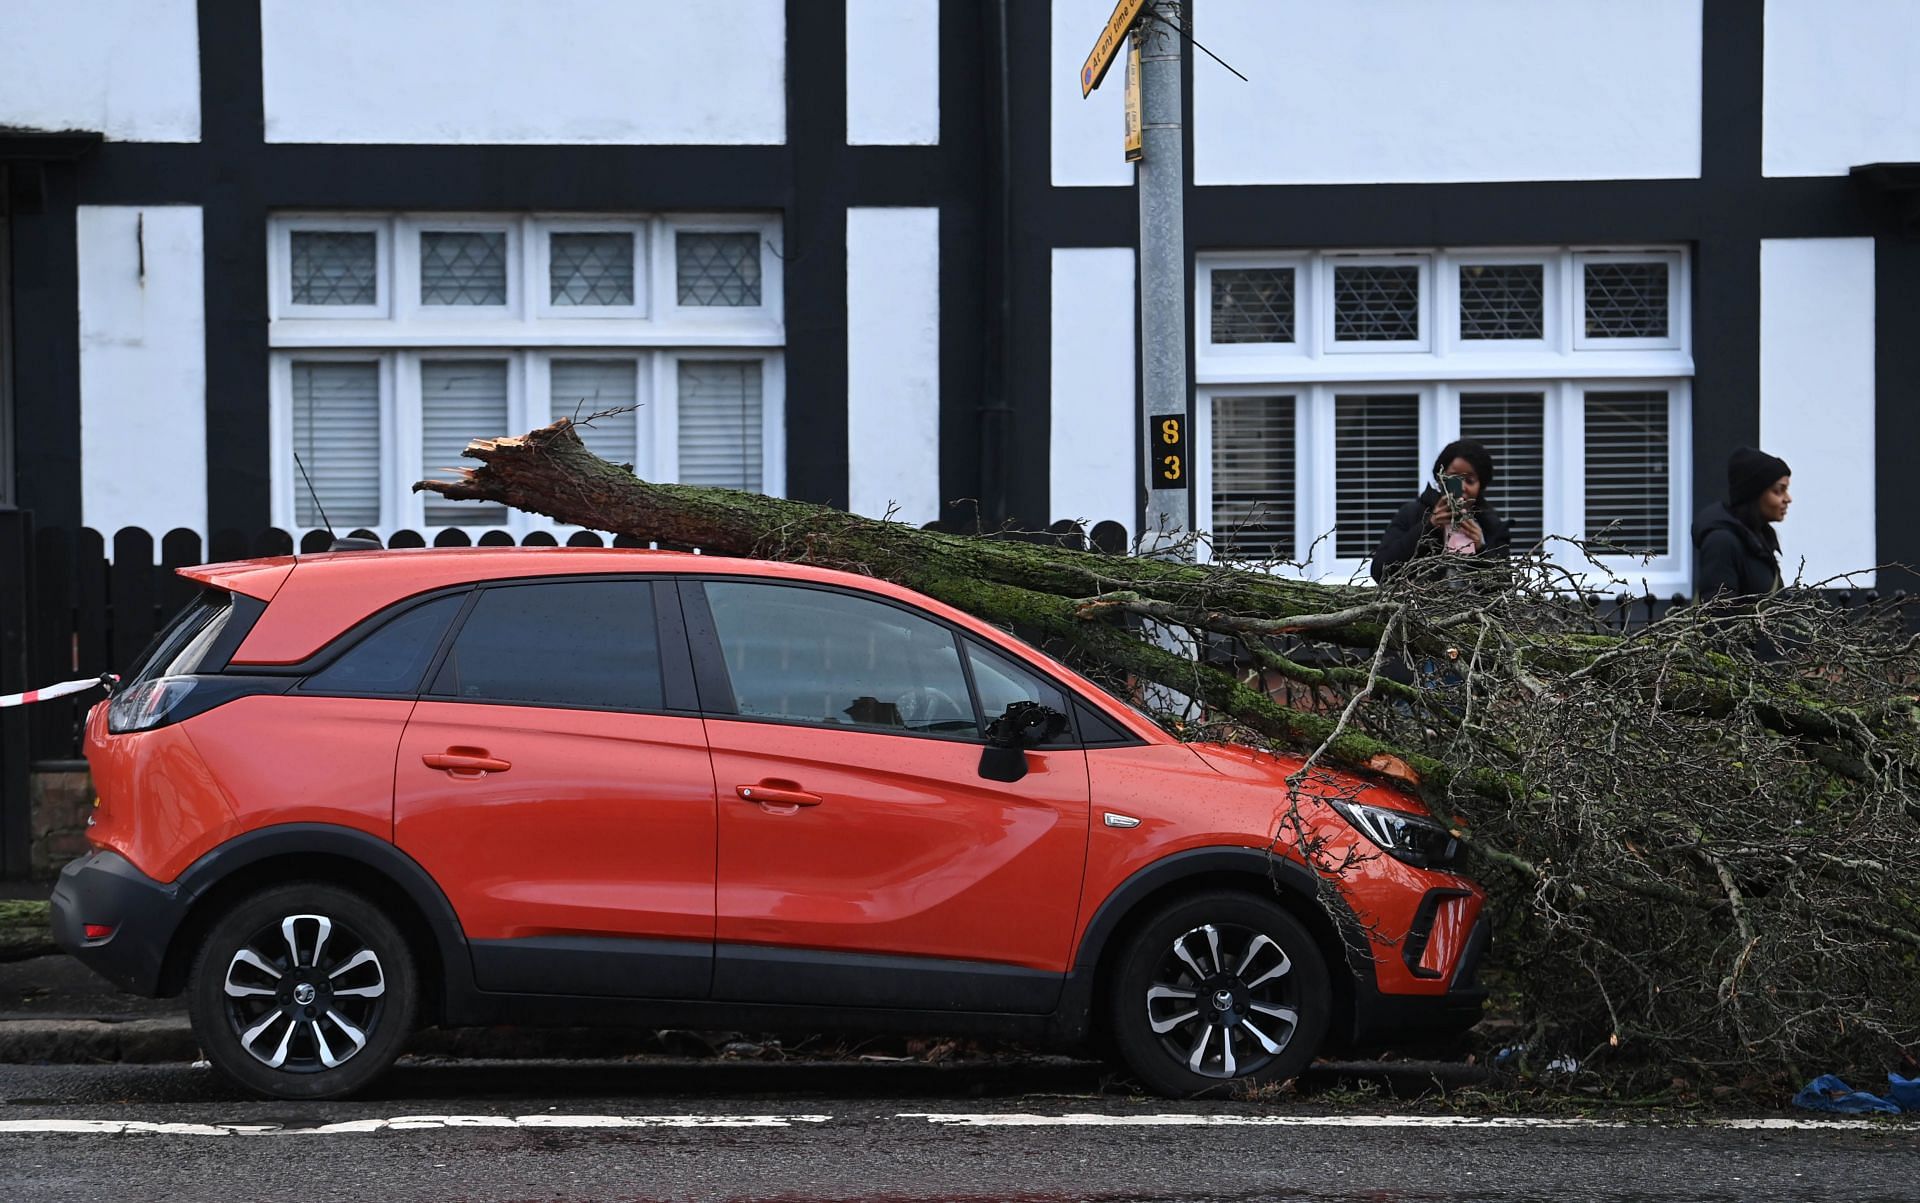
[{"left": 978, "top": 701, "right": 1067, "bottom": 783}]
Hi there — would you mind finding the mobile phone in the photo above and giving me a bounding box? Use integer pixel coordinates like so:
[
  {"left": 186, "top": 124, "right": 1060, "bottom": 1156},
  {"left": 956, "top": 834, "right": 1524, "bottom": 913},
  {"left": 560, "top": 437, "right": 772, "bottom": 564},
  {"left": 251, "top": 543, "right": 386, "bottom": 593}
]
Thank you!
[{"left": 1441, "top": 474, "right": 1466, "bottom": 505}]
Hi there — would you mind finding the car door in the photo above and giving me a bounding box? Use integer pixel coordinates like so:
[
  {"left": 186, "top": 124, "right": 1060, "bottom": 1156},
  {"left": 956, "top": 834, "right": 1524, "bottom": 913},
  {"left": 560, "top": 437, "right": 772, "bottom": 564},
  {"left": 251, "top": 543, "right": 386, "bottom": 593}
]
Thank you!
[
  {"left": 394, "top": 576, "right": 717, "bottom": 999},
  {"left": 685, "top": 578, "right": 1091, "bottom": 1014}
]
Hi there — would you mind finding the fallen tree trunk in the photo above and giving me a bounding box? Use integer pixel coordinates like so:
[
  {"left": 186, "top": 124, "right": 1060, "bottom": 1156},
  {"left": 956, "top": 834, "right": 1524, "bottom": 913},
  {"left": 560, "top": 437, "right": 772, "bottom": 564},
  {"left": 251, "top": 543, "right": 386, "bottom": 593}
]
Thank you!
[{"left": 419, "top": 419, "right": 1920, "bottom": 1087}]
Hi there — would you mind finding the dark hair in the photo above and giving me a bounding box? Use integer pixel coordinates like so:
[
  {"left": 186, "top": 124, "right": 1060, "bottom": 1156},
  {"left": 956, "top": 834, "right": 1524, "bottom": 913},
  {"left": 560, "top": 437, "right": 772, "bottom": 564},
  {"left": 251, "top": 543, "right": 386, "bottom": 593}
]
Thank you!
[
  {"left": 1729, "top": 497, "right": 1782, "bottom": 555},
  {"left": 1434, "top": 439, "right": 1494, "bottom": 493}
]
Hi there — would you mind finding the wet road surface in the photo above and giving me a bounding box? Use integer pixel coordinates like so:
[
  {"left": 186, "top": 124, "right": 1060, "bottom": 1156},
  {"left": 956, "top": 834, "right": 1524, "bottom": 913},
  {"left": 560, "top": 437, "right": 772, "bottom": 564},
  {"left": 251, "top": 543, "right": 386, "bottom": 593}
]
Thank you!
[{"left": 2, "top": 1059, "right": 1916, "bottom": 1202}]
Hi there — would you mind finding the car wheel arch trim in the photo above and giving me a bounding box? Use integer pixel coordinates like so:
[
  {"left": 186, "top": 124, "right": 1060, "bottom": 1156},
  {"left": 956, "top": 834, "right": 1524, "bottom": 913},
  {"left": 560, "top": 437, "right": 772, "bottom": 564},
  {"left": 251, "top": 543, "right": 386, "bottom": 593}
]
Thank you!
[{"left": 167, "top": 824, "right": 473, "bottom": 1010}]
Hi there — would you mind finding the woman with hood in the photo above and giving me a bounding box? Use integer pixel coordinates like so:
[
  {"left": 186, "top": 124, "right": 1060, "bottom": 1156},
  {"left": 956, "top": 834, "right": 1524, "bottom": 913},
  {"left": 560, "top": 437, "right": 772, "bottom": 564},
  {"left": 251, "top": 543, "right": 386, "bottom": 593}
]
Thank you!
[
  {"left": 1371, "top": 439, "right": 1512, "bottom": 583},
  {"left": 1693, "top": 447, "right": 1791, "bottom": 602}
]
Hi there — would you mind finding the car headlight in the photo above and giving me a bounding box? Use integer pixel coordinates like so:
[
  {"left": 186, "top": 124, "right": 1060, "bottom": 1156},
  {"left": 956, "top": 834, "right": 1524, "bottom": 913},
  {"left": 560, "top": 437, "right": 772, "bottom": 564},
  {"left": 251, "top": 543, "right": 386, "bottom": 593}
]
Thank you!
[{"left": 1328, "top": 798, "right": 1460, "bottom": 869}]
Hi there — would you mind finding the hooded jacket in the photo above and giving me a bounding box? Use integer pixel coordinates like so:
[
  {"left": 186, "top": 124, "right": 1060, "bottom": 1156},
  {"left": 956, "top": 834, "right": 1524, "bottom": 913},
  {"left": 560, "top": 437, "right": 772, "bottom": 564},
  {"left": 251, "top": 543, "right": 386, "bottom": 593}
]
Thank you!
[
  {"left": 1692, "top": 501, "right": 1781, "bottom": 602},
  {"left": 1371, "top": 488, "right": 1511, "bottom": 584}
]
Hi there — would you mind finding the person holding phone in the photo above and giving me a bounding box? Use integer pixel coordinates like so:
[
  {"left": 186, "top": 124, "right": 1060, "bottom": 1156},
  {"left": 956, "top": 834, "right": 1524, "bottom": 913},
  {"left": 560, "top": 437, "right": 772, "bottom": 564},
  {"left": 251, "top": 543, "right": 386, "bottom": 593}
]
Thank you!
[{"left": 1371, "top": 438, "right": 1512, "bottom": 583}]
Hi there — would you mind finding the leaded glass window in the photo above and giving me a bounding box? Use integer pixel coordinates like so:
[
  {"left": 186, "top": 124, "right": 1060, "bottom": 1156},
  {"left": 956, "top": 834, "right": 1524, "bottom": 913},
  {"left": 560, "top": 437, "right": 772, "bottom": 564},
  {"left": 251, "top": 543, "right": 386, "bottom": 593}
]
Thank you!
[
  {"left": 1458, "top": 264, "right": 1544, "bottom": 340},
  {"left": 1210, "top": 395, "right": 1295, "bottom": 559},
  {"left": 1332, "top": 264, "right": 1421, "bottom": 342},
  {"left": 1211, "top": 268, "right": 1295, "bottom": 344},
  {"left": 550, "top": 233, "right": 635, "bottom": 306},
  {"left": 420, "top": 231, "right": 508, "bottom": 306},
  {"left": 677, "top": 232, "right": 762, "bottom": 306},
  {"left": 1334, "top": 394, "right": 1421, "bottom": 558},
  {"left": 1584, "top": 389, "right": 1670, "bottom": 556},
  {"left": 1584, "top": 262, "right": 1668, "bottom": 339},
  {"left": 290, "top": 232, "right": 377, "bottom": 306}
]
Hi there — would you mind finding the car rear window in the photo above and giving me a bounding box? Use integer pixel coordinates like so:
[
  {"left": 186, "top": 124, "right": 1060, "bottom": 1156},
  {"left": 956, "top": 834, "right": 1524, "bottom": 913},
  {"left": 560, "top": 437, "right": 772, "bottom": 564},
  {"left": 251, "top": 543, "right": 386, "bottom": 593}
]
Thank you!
[
  {"left": 124, "top": 589, "right": 234, "bottom": 687},
  {"left": 303, "top": 594, "right": 464, "bottom": 696},
  {"left": 430, "top": 580, "right": 664, "bottom": 712}
]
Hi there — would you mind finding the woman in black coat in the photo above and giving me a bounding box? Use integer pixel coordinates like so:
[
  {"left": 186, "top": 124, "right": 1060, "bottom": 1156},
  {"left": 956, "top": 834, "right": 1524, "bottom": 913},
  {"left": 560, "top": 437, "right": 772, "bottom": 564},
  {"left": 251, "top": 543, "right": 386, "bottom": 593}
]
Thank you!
[
  {"left": 1693, "top": 447, "right": 1791, "bottom": 602},
  {"left": 1371, "top": 439, "right": 1512, "bottom": 583}
]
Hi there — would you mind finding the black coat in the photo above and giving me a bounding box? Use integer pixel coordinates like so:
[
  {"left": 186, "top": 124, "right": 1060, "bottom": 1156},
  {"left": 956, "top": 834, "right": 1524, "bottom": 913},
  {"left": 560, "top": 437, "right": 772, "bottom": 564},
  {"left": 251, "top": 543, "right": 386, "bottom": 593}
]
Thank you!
[
  {"left": 1692, "top": 502, "right": 1781, "bottom": 602},
  {"left": 1370, "top": 489, "right": 1512, "bottom": 584}
]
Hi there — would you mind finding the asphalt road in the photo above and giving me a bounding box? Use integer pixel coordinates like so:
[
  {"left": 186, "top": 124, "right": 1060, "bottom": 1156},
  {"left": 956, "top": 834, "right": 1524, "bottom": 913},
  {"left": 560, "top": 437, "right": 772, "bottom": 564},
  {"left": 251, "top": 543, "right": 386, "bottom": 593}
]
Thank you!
[{"left": 2, "top": 1059, "right": 1916, "bottom": 1203}]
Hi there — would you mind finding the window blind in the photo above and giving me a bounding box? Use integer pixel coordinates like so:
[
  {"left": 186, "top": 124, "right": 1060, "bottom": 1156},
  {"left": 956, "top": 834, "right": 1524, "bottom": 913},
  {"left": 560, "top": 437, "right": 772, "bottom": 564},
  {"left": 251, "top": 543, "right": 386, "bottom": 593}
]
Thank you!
[
  {"left": 677, "top": 360, "right": 763, "bottom": 491},
  {"left": 1584, "top": 389, "right": 1670, "bottom": 556},
  {"left": 1334, "top": 394, "right": 1421, "bottom": 559},
  {"left": 1459, "top": 391, "right": 1546, "bottom": 551},
  {"left": 551, "top": 359, "right": 639, "bottom": 468},
  {"left": 1210, "top": 395, "right": 1295, "bottom": 560},
  {"left": 291, "top": 360, "right": 381, "bottom": 528},
  {"left": 421, "top": 359, "right": 509, "bottom": 526}
]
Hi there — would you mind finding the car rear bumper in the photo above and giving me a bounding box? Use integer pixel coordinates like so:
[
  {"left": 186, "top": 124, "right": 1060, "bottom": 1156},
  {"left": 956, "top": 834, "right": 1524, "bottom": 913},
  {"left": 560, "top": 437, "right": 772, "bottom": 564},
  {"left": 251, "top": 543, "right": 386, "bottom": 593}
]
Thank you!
[{"left": 50, "top": 849, "right": 188, "bottom": 997}]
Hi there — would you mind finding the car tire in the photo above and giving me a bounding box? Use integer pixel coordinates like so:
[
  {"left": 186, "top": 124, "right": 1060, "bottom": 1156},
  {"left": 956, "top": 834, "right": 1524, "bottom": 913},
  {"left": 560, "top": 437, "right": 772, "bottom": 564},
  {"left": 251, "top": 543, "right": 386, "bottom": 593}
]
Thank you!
[
  {"left": 188, "top": 882, "right": 417, "bottom": 1100},
  {"left": 1106, "top": 891, "right": 1331, "bottom": 1097}
]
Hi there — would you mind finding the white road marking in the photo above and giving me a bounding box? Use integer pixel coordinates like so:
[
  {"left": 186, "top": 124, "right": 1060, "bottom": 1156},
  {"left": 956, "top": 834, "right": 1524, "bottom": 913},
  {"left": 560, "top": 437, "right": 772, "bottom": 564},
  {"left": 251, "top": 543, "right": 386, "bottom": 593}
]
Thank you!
[
  {"left": 0, "top": 1111, "right": 1904, "bottom": 1137},
  {"left": 897, "top": 1112, "right": 1907, "bottom": 1132},
  {"left": 0, "top": 1114, "right": 832, "bottom": 1136}
]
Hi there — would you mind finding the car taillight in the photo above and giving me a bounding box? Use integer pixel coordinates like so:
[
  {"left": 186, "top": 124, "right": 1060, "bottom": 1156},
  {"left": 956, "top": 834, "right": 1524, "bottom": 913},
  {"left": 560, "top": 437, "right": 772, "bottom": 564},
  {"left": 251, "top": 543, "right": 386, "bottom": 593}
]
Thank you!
[
  {"left": 106, "top": 677, "right": 198, "bottom": 734},
  {"left": 83, "top": 924, "right": 115, "bottom": 940}
]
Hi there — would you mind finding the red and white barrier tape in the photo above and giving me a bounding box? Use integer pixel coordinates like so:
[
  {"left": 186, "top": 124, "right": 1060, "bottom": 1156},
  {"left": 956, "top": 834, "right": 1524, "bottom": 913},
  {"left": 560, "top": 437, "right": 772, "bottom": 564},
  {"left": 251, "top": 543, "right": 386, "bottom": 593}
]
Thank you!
[{"left": 0, "top": 675, "right": 115, "bottom": 709}]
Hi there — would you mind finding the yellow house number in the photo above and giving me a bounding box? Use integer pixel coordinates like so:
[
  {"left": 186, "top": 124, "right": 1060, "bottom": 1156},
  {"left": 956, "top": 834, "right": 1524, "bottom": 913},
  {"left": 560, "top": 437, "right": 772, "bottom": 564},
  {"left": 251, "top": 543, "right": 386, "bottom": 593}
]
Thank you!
[{"left": 1152, "top": 415, "right": 1186, "bottom": 490}]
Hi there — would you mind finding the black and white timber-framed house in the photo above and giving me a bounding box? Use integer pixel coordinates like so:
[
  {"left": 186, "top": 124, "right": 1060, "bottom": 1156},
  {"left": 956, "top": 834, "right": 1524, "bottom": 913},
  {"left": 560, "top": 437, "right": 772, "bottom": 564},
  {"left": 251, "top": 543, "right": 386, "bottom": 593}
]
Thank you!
[{"left": 1, "top": 0, "right": 1917, "bottom": 595}]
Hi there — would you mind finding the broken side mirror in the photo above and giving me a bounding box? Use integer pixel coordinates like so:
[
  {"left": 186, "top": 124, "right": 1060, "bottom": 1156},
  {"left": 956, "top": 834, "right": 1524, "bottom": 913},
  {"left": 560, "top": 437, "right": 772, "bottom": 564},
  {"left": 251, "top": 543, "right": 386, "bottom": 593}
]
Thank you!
[{"left": 978, "top": 701, "right": 1067, "bottom": 783}]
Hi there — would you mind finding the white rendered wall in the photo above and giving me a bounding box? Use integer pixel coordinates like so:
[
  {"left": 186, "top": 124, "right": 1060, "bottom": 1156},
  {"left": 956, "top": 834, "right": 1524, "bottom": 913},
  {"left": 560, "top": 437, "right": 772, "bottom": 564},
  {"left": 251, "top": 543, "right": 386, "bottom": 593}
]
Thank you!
[
  {"left": 846, "top": 208, "right": 941, "bottom": 525},
  {"left": 262, "top": 0, "right": 786, "bottom": 144},
  {"left": 1193, "top": 0, "right": 1702, "bottom": 184},
  {"left": 1050, "top": 248, "right": 1136, "bottom": 538},
  {"left": 1764, "top": 0, "right": 1920, "bottom": 177},
  {"left": 1051, "top": 0, "right": 1133, "bottom": 187},
  {"left": 0, "top": 1, "right": 199, "bottom": 141},
  {"left": 847, "top": 0, "right": 939, "bottom": 145},
  {"left": 78, "top": 207, "right": 208, "bottom": 538},
  {"left": 1759, "top": 238, "right": 1876, "bottom": 586}
]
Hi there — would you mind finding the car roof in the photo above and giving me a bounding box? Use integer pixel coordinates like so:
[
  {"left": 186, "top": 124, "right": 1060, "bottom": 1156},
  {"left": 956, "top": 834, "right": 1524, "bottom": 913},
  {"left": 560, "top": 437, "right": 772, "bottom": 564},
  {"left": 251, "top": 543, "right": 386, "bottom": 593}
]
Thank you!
[{"left": 186, "top": 547, "right": 1168, "bottom": 743}]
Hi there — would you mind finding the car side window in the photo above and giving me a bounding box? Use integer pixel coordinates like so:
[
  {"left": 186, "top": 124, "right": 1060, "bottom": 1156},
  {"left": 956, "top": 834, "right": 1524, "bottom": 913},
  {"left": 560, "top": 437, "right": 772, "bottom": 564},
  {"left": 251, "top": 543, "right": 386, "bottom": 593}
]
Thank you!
[
  {"left": 431, "top": 580, "right": 664, "bottom": 712},
  {"left": 702, "top": 581, "right": 979, "bottom": 736},
  {"left": 965, "top": 641, "right": 1073, "bottom": 745},
  {"left": 303, "top": 593, "right": 463, "bottom": 696}
]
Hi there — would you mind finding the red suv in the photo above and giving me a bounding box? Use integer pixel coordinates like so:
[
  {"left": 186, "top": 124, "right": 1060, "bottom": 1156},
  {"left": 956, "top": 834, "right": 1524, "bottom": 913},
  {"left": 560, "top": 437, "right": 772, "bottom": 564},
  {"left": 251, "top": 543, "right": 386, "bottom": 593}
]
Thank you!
[{"left": 52, "top": 548, "right": 1485, "bottom": 1099}]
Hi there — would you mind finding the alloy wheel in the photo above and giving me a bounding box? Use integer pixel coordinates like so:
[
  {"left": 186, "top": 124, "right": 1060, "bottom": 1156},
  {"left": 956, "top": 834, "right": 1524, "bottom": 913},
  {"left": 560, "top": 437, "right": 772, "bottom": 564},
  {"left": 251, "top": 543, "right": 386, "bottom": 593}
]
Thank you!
[
  {"left": 1143, "top": 922, "right": 1300, "bottom": 1079},
  {"left": 221, "top": 912, "right": 388, "bottom": 1072}
]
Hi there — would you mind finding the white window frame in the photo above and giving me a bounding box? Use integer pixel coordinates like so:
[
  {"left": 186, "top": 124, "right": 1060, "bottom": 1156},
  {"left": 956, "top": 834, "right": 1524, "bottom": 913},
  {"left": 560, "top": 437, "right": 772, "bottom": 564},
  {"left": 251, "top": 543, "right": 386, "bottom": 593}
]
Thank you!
[
  {"left": 268, "top": 350, "right": 399, "bottom": 534},
  {"left": 404, "top": 349, "right": 531, "bottom": 534},
  {"left": 1192, "top": 245, "right": 1694, "bottom": 593},
  {"left": 1193, "top": 386, "right": 1308, "bottom": 566},
  {"left": 531, "top": 350, "right": 656, "bottom": 471},
  {"left": 397, "top": 215, "right": 521, "bottom": 323},
  {"left": 1441, "top": 251, "right": 1559, "bottom": 356},
  {"left": 659, "top": 349, "right": 787, "bottom": 498},
  {"left": 1321, "top": 252, "right": 1431, "bottom": 355},
  {"left": 1197, "top": 255, "right": 1311, "bottom": 360},
  {"left": 1565, "top": 378, "right": 1693, "bottom": 588},
  {"left": 533, "top": 218, "right": 650, "bottom": 320},
  {"left": 1571, "top": 249, "right": 1686, "bottom": 353},
  {"left": 268, "top": 212, "right": 787, "bottom": 542},
  {"left": 271, "top": 216, "right": 391, "bottom": 321},
  {"left": 663, "top": 215, "right": 784, "bottom": 327}
]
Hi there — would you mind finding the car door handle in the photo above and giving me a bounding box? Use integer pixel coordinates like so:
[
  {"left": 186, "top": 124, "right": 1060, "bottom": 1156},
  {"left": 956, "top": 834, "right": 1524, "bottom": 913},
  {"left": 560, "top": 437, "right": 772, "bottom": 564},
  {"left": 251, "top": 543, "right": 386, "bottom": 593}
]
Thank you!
[
  {"left": 735, "top": 784, "right": 822, "bottom": 808},
  {"left": 423, "top": 750, "right": 512, "bottom": 776}
]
